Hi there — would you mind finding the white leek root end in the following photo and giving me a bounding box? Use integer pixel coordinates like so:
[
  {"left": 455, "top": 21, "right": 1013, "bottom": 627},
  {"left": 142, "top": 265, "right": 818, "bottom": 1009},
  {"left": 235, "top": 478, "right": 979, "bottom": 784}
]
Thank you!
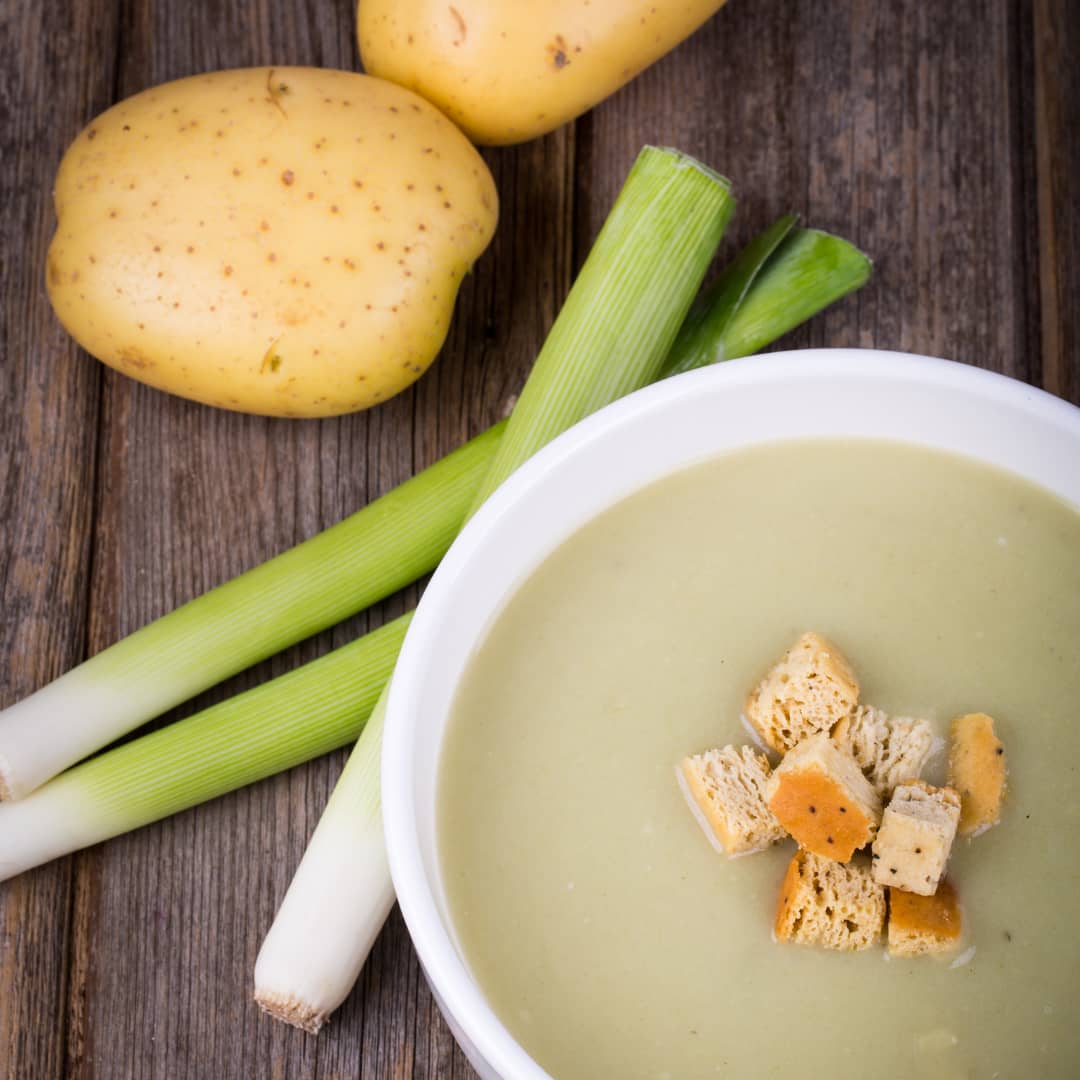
[
  {"left": 253, "top": 694, "right": 393, "bottom": 1031},
  {"left": 254, "top": 990, "right": 327, "bottom": 1035}
]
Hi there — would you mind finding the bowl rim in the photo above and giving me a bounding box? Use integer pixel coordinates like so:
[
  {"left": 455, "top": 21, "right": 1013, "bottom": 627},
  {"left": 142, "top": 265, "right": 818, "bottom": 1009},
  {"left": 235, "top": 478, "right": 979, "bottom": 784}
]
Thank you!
[{"left": 382, "top": 347, "right": 1080, "bottom": 1080}]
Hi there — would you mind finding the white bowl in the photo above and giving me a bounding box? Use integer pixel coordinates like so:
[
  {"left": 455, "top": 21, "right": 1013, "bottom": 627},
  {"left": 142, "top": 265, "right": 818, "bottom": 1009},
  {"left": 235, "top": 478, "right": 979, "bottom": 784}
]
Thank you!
[{"left": 382, "top": 348, "right": 1080, "bottom": 1079}]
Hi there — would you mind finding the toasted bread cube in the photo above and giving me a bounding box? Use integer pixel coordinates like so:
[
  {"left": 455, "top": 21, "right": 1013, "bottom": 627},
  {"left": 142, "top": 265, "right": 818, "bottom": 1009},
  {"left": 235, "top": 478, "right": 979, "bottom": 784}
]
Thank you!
[
  {"left": 765, "top": 733, "right": 882, "bottom": 861},
  {"left": 948, "top": 712, "right": 1007, "bottom": 837},
  {"left": 745, "top": 632, "right": 860, "bottom": 753},
  {"left": 888, "top": 879, "right": 964, "bottom": 957},
  {"left": 832, "top": 705, "right": 935, "bottom": 799},
  {"left": 872, "top": 780, "right": 960, "bottom": 895},
  {"left": 679, "top": 746, "right": 787, "bottom": 856},
  {"left": 775, "top": 850, "right": 885, "bottom": 951}
]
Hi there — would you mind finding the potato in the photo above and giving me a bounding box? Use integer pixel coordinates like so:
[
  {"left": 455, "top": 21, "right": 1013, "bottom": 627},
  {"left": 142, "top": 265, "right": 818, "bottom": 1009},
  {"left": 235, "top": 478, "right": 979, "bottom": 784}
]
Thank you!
[
  {"left": 358, "top": 0, "right": 727, "bottom": 146},
  {"left": 47, "top": 67, "right": 498, "bottom": 417}
]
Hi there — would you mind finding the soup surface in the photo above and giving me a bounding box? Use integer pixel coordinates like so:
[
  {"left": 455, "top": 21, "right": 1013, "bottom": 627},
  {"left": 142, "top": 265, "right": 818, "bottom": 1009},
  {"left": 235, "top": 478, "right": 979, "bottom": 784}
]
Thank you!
[{"left": 438, "top": 440, "right": 1080, "bottom": 1079}]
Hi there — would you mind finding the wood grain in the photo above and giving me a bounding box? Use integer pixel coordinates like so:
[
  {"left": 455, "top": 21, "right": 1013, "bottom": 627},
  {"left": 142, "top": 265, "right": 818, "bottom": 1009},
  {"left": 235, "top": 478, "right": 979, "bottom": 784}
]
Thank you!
[
  {"left": 0, "top": 1, "right": 120, "bottom": 1075},
  {"left": 1, "top": 2, "right": 1076, "bottom": 1077},
  {"left": 1034, "top": 0, "right": 1080, "bottom": 404}
]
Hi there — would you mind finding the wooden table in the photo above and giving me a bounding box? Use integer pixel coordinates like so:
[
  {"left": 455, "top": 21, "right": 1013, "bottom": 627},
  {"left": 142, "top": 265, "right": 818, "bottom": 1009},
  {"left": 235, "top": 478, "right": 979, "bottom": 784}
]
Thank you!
[{"left": 2, "top": 2, "right": 1077, "bottom": 1076}]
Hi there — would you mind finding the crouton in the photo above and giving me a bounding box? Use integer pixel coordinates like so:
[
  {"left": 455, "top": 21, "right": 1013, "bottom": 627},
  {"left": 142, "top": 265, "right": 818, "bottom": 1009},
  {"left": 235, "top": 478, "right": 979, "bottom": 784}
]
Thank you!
[
  {"left": 679, "top": 746, "right": 787, "bottom": 856},
  {"left": 745, "top": 632, "right": 860, "bottom": 753},
  {"left": 774, "top": 849, "right": 885, "bottom": 951},
  {"left": 832, "top": 705, "right": 935, "bottom": 799},
  {"left": 765, "top": 733, "right": 882, "bottom": 861},
  {"left": 888, "top": 879, "right": 964, "bottom": 957},
  {"left": 871, "top": 780, "right": 960, "bottom": 895},
  {"left": 948, "top": 712, "right": 1007, "bottom": 837}
]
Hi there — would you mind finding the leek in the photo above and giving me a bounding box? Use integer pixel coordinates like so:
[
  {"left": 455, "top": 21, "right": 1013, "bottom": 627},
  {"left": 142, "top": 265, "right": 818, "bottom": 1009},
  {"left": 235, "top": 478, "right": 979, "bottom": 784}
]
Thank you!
[
  {"left": 252, "top": 695, "right": 392, "bottom": 1032},
  {"left": 0, "top": 423, "right": 503, "bottom": 801},
  {"left": 0, "top": 615, "right": 409, "bottom": 882},
  {"left": 254, "top": 144, "right": 735, "bottom": 1032},
  {"left": 662, "top": 213, "right": 799, "bottom": 375},
  {"left": 467, "top": 146, "right": 734, "bottom": 512}
]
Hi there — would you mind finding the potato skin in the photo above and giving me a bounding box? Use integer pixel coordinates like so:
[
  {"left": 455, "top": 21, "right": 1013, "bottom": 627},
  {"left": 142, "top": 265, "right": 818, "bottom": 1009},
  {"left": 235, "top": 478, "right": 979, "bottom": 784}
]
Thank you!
[
  {"left": 47, "top": 67, "right": 498, "bottom": 417},
  {"left": 358, "top": 1, "right": 727, "bottom": 146}
]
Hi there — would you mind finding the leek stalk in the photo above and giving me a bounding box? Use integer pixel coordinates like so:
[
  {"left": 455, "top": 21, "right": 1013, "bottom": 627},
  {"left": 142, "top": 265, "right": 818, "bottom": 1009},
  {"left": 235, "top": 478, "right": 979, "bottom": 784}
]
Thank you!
[
  {"left": 252, "top": 695, "right": 392, "bottom": 1031},
  {"left": 466, "top": 146, "right": 734, "bottom": 513},
  {"left": 0, "top": 426, "right": 503, "bottom": 801},
  {"left": 0, "top": 615, "right": 409, "bottom": 882},
  {"left": 253, "top": 144, "right": 735, "bottom": 1032},
  {"left": 662, "top": 219, "right": 872, "bottom": 376}
]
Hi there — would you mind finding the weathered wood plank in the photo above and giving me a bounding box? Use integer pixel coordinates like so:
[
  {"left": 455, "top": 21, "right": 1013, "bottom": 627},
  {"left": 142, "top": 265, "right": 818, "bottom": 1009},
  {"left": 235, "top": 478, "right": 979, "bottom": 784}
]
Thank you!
[
  {"left": 795, "top": 0, "right": 1040, "bottom": 376},
  {"left": 1034, "top": 0, "right": 1080, "bottom": 405},
  {"left": 0, "top": 1, "right": 122, "bottom": 1077}
]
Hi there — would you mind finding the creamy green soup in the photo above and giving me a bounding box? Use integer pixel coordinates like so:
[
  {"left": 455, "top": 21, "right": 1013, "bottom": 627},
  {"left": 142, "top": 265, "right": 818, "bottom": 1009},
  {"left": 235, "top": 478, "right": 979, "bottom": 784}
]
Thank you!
[{"left": 438, "top": 440, "right": 1080, "bottom": 1079}]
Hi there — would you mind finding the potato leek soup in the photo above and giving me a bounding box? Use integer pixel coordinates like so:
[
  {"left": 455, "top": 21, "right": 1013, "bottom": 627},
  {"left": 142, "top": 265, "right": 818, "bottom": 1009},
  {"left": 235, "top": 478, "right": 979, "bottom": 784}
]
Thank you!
[{"left": 437, "top": 439, "right": 1080, "bottom": 1079}]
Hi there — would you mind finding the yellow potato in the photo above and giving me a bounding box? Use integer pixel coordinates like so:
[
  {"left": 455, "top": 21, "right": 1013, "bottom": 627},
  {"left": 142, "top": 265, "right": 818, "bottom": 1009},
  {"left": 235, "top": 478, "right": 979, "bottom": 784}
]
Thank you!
[
  {"left": 358, "top": 0, "right": 727, "bottom": 146},
  {"left": 47, "top": 67, "right": 498, "bottom": 417}
]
